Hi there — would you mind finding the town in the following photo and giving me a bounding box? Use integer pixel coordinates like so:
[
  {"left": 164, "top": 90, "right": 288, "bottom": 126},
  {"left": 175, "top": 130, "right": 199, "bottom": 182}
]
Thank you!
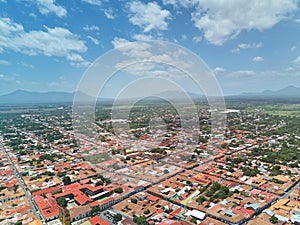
[{"left": 0, "top": 100, "right": 299, "bottom": 225}]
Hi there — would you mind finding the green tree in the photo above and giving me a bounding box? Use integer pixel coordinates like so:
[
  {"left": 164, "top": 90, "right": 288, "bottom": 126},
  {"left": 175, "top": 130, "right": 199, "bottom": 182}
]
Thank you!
[
  {"left": 57, "top": 197, "right": 67, "bottom": 208},
  {"left": 190, "top": 217, "right": 197, "bottom": 224},
  {"left": 269, "top": 215, "right": 278, "bottom": 224},
  {"left": 13, "top": 184, "right": 19, "bottom": 194},
  {"left": 133, "top": 216, "right": 148, "bottom": 225},
  {"left": 91, "top": 206, "right": 100, "bottom": 215},
  {"left": 113, "top": 213, "right": 122, "bottom": 222},
  {"left": 114, "top": 187, "right": 123, "bottom": 193},
  {"left": 62, "top": 176, "right": 71, "bottom": 185},
  {"left": 131, "top": 198, "right": 138, "bottom": 204},
  {"left": 57, "top": 172, "right": 64, "bottom": 177},
  {"left": 96, "top": 180, "right": 104, "bottom": 186},
  {"left": 196, "top": 196, "right": 207, "bottom": 204}
]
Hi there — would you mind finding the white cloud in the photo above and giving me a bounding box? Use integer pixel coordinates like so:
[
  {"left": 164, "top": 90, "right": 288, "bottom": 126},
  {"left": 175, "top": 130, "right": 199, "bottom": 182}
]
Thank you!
[
  {"left": 20, "top": 62, "right": 34, "bottom": 68},
  {"left": 291, "top": 46, "right": 297, "bottom": 51},
  {"left": 214, "top": 67, "right": 226, "bottom": 73},
  {"left": 67, "top": 53, "right": 85, "bottom": 62},
  {"left": 165, "top": 0, "right": 298, "bottom": 45},
  {"left": 295, "top": 19, "right": 300, "bottom": 23},
  {"left": 112, "top": 37, "right": 130, "bottom": 48},
  {"left": 113, "top": 41, "right": 193, "bottom": 80},
  {"left": 87, "top": 36, "right": 100, "bottom": 45},
  {"left": 163, "top": 0, "right": 194, "bottom": 8},
  {"left": 132, "top": 34, "right": 154, "bottom": 41},
  {"left": 292, "top": 56, "right": 300, "bottom": 65},
  {"left": 67, "top": 53, "right": 91, "bottom": 68},
  {"left": 36, "top": 0, "right": 67, "bottom": 17},
  {"left": 231, "top": 48, "right": 240, "bottom": 53},
  {"left": 192, "top": 36, "right": 202, "bottom": 43},
  {"left": 253, "top": 56, "right": 264, "bottom": 62},
  {"left": 0, "top": 59, "right": 11, "bottom": 65},
  {"left": 0, "top": 18, "right": 88, "bottom": 66},
  {"left": 104, "top": 8, "right": 115, "bottom": 19},
  {"left": 238, "top": 42, "right": 262, "bottom": 49},
  {"left": 225, "top": 70, "right": 256, "bottom": 78},
  {"left": 232, "top": 42, "right": 262, "bottom": 53},
  {"left": 128, "top": 1, "right": 171, "bottom": 32},
  {"left": 81, "top": 0, "right": 103, "bottom": 6},
  {"left": 83, "top": 25, "right": 100, "bottom": 32}
]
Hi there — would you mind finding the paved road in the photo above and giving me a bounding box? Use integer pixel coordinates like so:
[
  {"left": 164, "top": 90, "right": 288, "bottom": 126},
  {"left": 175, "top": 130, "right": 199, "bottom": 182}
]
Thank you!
[
  {"left": 281, "top": 179, "right": 300, "bottom": 199},
  {"left": 0, "top": 142, "right": 45, "bottom": 223}
]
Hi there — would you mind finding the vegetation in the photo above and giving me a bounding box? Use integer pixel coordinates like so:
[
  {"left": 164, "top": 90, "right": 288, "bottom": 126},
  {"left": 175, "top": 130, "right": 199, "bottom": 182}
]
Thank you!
[
  {"left": 62, "top": 176, "right": 71, "bottom": 185},
  {"left": 131, "top": 198, "right": 138, "bottom": 204},
  {"left": 114, "top": 187, "right": 123, "bottom": 193},
  {"left": 113, "top": 213, "right": 122, "bottom": 222},
  {"left": 269, "top": 215, "right": 279, "bottom": 224},
  {"left": 133, "top": 216, "right": 149, "bottom": 225},
  {"left": 12, "top": 184, "right": 19, "bottom": 194},
  {"left": 57, "top": 197, "right": 67, "bottom": 208}
]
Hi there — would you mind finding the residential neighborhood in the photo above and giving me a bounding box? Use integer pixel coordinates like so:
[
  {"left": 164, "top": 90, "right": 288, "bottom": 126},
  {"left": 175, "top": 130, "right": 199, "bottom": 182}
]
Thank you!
[{"left": 0, "top": 102, "right": 299, "bottom": 225}]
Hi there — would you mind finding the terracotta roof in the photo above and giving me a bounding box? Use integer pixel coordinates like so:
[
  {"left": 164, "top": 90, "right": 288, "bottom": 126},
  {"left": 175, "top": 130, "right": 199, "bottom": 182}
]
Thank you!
[
  {"left": 147, "top": 195, "right": 160, "bottom": 202},
  {"left": 89, "top": 215, "right": 110, "bottom": 225},
  {"left": 69, "top": 205, "right": 91, "bottom": 218},
  {"left": 158, "top": 219, "right": 193, "bottom": 225},
  {"left": 74, "top": 193, "right": 91, "bottom": 205}
]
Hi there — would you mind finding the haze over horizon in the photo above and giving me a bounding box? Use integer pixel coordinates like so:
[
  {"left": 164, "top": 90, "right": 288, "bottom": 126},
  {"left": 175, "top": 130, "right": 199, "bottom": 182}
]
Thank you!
[{"left": 1, "top": 0, "right": 300, "bottom": 97}]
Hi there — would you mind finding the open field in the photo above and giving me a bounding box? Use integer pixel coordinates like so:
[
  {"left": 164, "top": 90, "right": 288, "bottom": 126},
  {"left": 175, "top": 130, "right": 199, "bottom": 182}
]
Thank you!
[{"left": 246, "top": 104, "right": 300, "bottom": 117}]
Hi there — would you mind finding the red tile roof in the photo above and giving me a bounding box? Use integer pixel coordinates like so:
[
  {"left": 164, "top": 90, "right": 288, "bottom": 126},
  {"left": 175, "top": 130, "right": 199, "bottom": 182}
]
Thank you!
[
  {"left": 147, "top": 195, "right": 160, "bottom": 202},
  {"left": 89, "top": 215, "right": 110, "bottom": 225}
]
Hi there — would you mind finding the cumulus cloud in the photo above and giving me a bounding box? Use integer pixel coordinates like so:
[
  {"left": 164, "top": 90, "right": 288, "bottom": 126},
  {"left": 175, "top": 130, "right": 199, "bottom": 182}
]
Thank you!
[
  {"left": 81, "top": 0, "right": 103, "bottom": 6},
  {"left": 214, "top": 67, "right": 226, "bottom": 73},
  {"left": 0, "top": 59, "right": 11, "bottom": 65},
  {"left": 104, "top": 8, "right": 115, "bottom": 19},
  {"left": 232, "top": 42, "right": 262, "bottom": 53},
  {"left": 163, "top": 0, "right": 194, "bottom": 8},
  {"left": 164, "top": 0, "right": 298, "bottom": 45},
  {"left": 36, "top": 0, "right": 67, "bottom": 17},
  {"left": 292, "top": 56, "right": 300, "bottom": 65},
  {"left": 83, "top": 25, "right": 100, "bottom": 32},
  {"left": 112, "top": 37, "right": 130, "bottom": 48},
  {"left": 112, "top": 40, "right": 193, "bottom": 81},
  {"left": 132, "top": 34, "right": 154, "bottom": 41},
  {"left": 238, "top": 42, "right": 262, "bottom": 49},
  {"left": 0, "top": 18, "right": 88, "bottom": 67},
  {"left": 87, "top": 36, "right": 100, "bottom": 45},
  {"left": 127, "top": 1, "right": 171, "bottom": 32},
  {"left": 253, "top": 56, "right": 264, "bottom": 62},
  {"left": 192, "top": 36, "right": 202, "bottom": 43}
]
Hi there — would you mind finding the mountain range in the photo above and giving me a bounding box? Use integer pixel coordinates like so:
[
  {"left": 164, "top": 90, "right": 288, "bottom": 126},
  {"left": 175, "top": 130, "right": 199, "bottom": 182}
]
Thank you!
[
  {"left": 0, "top": 86, "right": 299, "bottom": 105},
  {"left": 239, "top": 85, "right": 300, "bottom": 98}
]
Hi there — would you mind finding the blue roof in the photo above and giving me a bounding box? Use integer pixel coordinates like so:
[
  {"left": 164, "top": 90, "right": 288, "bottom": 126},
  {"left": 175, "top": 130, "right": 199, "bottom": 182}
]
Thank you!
[
  {"left": 245, "top": 203, "right": 260, "bottom": 210},
  {"left": 226, "top": 208, "right": 236, "bottom": 217},
  {"left": 220, "top": 199, "right": 228, "bottom": 205}
]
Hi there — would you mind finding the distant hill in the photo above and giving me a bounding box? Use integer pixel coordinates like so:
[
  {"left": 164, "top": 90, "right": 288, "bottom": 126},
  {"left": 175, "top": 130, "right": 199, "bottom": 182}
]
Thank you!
[
  {"left": 0, "top": 86, "right": 299, "bottom": 105},
  {"left": 0, "top": 90, "right": 94, "bottom": 105},
  {"left": 237, "top": 85, "right": 300, "bottom": 98}
]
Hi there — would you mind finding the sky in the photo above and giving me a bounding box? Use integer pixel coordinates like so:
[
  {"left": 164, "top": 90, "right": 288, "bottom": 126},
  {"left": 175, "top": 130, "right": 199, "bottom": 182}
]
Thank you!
[{"left": 1, "top": 0, "right": 300, "bottom": 97}]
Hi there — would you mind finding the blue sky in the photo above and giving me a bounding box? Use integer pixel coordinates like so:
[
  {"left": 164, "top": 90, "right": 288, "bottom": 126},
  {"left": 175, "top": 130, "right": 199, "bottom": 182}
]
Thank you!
[{"left": 1, "top": 0, "right": 300, "bottom": 96}]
